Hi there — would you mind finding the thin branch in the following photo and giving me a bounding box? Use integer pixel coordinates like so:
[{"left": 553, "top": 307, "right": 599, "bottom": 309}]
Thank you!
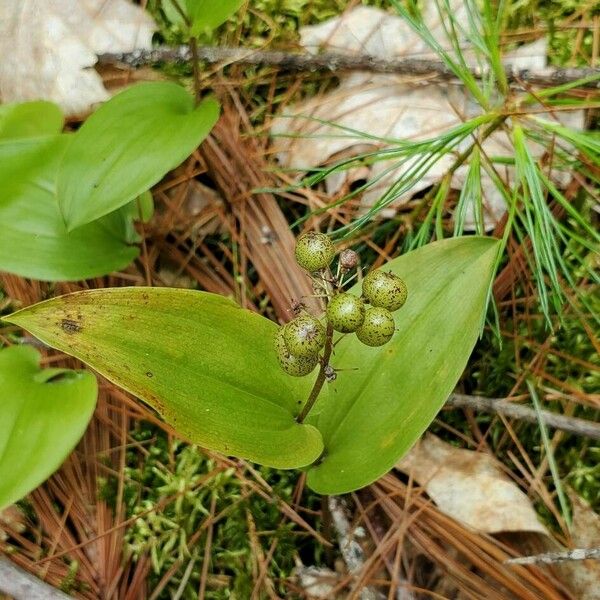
[
  {"left": 0, "top": 556, "right": 71, "bottom": 600},
  {"left": 506, "top": 547, "right": 600, "bottom": 565},
  {"left": 327, "top": 496, "right": 386, "bottom": 600},
  {"left": 164, "top": 0, "right": 201, "bottom": 105},
  {"left": 98, "top": 46, "right": 600, "bottom": 89},
  {"left": 447, "top": 393, "right": 600, "bottom": 440}
]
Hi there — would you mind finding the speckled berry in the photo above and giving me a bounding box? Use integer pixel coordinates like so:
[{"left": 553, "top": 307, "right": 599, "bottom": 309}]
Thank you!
[
  {"left": 326, "top": 293, "right": 365, "bottom": 333},
  {"left": 355, "top": 307, "right": 395, "bottom": 347},
  {"left": 339, "top": 248, "right": 358, "bottom": 270},
  {"left": 362, "top": 270, "right": 407, "bottom": 312},
  {"left": 275, "top": 327, "right": 318, "bottom": 376},
  {"left": 283, "top": 315, "right": 326, "bottom": 357},
  {"left": 295, "top": 232, "right": 335, "bottom": 272}
]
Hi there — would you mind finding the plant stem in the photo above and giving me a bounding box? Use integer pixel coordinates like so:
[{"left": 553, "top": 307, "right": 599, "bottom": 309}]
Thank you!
[
  {"left": 189, "top": 36, "right": 202, "bottom": 105},
  {"left": 408, "top": 114, "right": 507, "bottom": 227},
  {"left": 448, "top": 115, "right": 508, "bottom": 176},
  {"left": 167, "top": 0, "right": 201, "bottom": 105},
  {"left": 297, "top": 263, "right": 342, "bottom": 424},
  {"left": 296, "top": 322, "right": 334, "bottom": 424}
]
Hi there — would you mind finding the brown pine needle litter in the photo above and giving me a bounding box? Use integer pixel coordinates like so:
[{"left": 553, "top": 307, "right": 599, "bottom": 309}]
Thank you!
[
  {"left": 1, "top": 95, "right": 597, "bottom": 597},
  {"left": 1, "top": 3, "right": 599, "bottom": 598}
]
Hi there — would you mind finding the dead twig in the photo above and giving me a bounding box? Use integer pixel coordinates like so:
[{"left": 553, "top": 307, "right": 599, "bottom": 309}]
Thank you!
[
  {"left": 447, "top": 394, "right": 600, "bottom": 440},
  {"left": 327, "top": 496, "right": 385, "bottom": 600},
  {"left": 370, "top": 475, "right": 571, "bottom": 599},
  {"left": 98, "top": 45, "right": 600, "bottom": 89},
  {"left": 506, "top": 547, "right": 600, "bottom": 565},
  {"left": 0, "top": 556, "right": 71, "bottom": 600}
]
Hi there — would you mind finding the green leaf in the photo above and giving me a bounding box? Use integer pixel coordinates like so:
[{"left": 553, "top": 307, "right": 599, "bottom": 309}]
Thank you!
[
  {"left": 186, "top": 0, "right": 244, "bottom": 36},
  {"left": 0, "top": 135, "right": 139, "bottom": 281},
  {"left": 0, "top": 101, "right": 63, "bottom": 140},
  {"left": 0, "top": 345, "right": 97, "bottom": 510},
  {"left": 5, "top": 289, "right": 324, "bottom": 469},
  {"left": 162, "top": 0, "right": 243, "bottom": 35},
  {"left": 306, "top": 237, "right": 500, "bottom": 494},
  {"left": 133, "top": 190, "right": 155, "bottom": 223},
  {"left": 57, "top": 82, "right": 219, "bottom": 230}
]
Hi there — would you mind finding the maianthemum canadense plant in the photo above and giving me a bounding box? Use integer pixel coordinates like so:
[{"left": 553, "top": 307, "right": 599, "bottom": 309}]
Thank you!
[
  {"left": 1, "top": 233, "right": 500, "bottom": 504},
  {"left": 0, "top": 0, "right": 500, "bottom": 509}
]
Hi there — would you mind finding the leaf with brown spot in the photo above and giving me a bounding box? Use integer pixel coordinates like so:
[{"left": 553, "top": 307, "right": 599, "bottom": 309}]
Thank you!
[{"left": 5, "top": 288, "right": 324, "bottom": 469}]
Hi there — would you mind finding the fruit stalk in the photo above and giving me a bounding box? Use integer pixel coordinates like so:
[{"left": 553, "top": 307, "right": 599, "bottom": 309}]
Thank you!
[
  {"left": 284, "top": 232, "right": 407, "bottom": 422},
  {"left": 296, "top": 321, "right": 334, "bottom": 424}
]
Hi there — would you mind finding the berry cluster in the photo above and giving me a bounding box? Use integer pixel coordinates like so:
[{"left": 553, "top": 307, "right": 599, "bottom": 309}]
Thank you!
[{"left": 276, "top": 232, "right": 408, "bottom": 377}]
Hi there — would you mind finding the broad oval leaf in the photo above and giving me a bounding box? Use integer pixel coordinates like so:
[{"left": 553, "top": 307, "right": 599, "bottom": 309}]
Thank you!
[
  {"left": 57, "top": 82, "right": 220, "bottom": 230},
  {"left": 306, "top": 237, "right": 500, "bottom": 494},
  {"left": 5, "top": 289, "right": 324, "bottom": 469},
  {"left": 0, "top": 345, "right": 97, "bottom": 510},
  {"left": 0, "top": 135, "right": 139, "bottom": 281},
  {"left": 0, "top": 101, "right": 63, "bottom": 139}
]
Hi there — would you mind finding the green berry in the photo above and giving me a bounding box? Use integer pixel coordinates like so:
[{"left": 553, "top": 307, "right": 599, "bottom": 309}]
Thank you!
[
  {"left": 283, "top": 315, "right": 326, "bottom": 357},
  {"left": 326, "top": 293, "right": 365, "bottom": 333},
  {"left": 275, "top": 328, "right": 318, "bottom": 376},
  {"left": 356, "top": 307, "right": 395, "bottom": 347},
  {"left": 362, "top": 270, "right": 407, "bottom": 311},
  {"left": 295, "top": 232, "right": 335, "bottom": 272}
]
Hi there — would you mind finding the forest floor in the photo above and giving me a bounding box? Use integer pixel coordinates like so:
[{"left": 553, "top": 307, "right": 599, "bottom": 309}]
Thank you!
[{"left": 0, "top": 0, "right": 598, "bottom": 598}]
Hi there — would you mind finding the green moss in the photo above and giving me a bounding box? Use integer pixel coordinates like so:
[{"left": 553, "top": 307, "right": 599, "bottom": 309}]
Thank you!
[
  {"left": 506, "top": 0, "right": 600, "bottom": 67},
  {"left": 148, "top": 0, "right": 390, "bottom": 47},
  {"left": 98, "top": 425, "right": 323, "bottom": 598},
  {"left": 59, "top": 561, "right": 80, "bottom": 595}
]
